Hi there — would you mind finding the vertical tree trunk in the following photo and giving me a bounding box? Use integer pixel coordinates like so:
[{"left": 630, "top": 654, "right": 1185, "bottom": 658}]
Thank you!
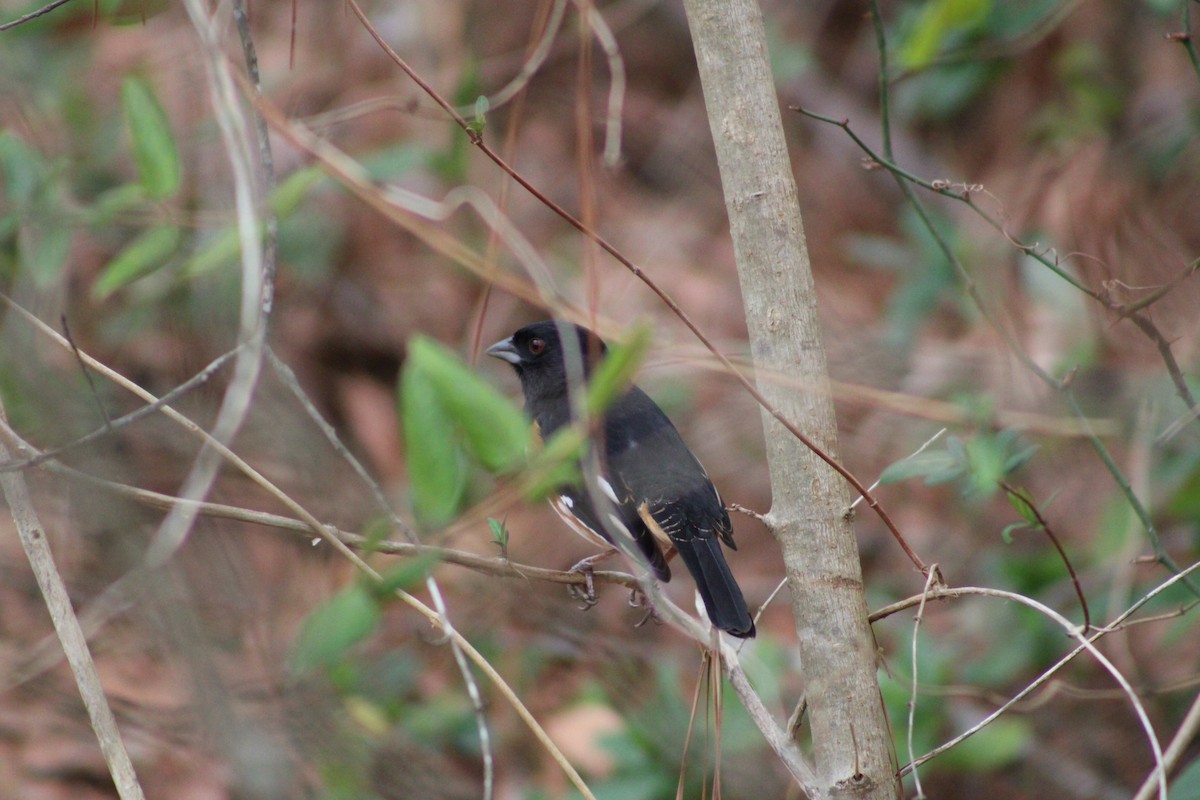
[{"left": 680, "top": 1, "right": 900, "bottom": 797}]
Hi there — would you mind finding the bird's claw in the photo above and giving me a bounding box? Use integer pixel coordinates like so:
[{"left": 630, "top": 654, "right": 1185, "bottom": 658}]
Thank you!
[
  {"left": 628, "top": 587, "right": 662, "bottom": 628},
  {"left": 567, "top": 557, "right": 600, "bottom": 610}
]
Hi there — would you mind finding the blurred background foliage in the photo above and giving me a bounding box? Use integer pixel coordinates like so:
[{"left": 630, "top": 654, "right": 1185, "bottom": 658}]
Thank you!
[{"left": 1, "top": 0, "right": 1199, "bottom": 798}]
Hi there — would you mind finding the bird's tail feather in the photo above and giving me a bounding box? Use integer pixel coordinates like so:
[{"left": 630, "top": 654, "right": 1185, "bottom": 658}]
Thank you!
[{"left": 674, "top": 537, "right": 755, "bottom": 638}]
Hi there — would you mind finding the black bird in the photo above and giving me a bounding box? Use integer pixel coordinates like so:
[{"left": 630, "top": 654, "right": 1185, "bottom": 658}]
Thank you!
[{"left": 486, "top": 320, "right": 755, "bottom": 638}]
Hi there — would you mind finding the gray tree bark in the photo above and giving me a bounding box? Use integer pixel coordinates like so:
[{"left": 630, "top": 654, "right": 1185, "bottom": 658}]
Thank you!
[{"left": 680, "top": 1, "right": 901, "bottom": 797}]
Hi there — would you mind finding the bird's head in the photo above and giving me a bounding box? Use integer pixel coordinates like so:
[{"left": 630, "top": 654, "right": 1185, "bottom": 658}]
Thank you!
[{"left": 486, "top": 320, "right": 607, "bottom": 402}]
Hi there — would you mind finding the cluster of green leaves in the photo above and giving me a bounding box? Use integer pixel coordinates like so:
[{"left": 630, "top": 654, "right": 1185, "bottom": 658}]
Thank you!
[
  {"left": 879, "top": 427, "right": 1038, "bottom": 497},
  {"left": 0, "top": 70, "right": 335, "bottom": 309},
  {"left": 890, "top": 0, "right": 1072, "bottom": 123}
]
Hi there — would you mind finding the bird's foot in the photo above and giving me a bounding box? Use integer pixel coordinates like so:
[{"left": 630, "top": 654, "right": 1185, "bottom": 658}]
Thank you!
[
  {"left": 628, "top": 586, "right": 662, "bottom": 628},
  {"left": 567, "top": 551, "right": 614, "bottom": 610},
  {"left": 566, "top": 549, "right": 624, "bottom": 610}
]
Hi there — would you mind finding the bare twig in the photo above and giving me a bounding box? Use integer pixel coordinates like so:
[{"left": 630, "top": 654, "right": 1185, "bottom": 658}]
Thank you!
[
  {"left": 906, "top": 566, "right": 940, "bottom": 799},
  {"left": 0, "top": 0, "right": 77, "bottom": 31},
  {"left": 149, "top": 0, "right": 271, "bottom": 567},
  {"left": 0, "top": 400, "right": 145, "bottom": 800},
  {"left": 1000, "top": 482, "right": 1091, "bottom": 632},
  {"left": 1133, "top": 689, "right": 1200, "bottom": 800}
]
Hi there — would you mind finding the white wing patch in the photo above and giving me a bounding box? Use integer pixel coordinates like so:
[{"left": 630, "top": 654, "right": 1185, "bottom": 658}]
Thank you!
[
  {"left": 551, "top": 494, "right": 610, "bottom": 549},
  {"left": 598, "top": 476, "right": 620, "bottom": 504}
]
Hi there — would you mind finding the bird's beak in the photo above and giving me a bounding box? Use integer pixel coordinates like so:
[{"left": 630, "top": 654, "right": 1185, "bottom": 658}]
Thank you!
[{"left": 485, "top": 337, "right": 521, "bottom": 365}]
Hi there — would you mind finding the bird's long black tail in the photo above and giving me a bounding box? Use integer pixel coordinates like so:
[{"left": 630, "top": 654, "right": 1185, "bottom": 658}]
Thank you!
[{"left": 674, "top": 537, "right": 755, "bottom": 638}]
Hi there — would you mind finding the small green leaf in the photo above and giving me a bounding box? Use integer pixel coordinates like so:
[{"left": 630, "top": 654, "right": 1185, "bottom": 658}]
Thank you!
[
  {"left": 1004, "top": 442, "right": 1040, "bottom": 474},
  {"left": 291, "top": 583, "right": 381, "bottom": 675},
  {"left": 878, "top": 449, "right": 962, "bottom": 484},
  {"left": 1000, "top": 522, "right": 1026, "bottom": 544},
  {"left": 941, "top": 715, "right": 1031, "bottom": 771},
  {"left": 18, "top": 219, "right": 72, "bottom": 286},
  {"left": 0, "top": 131, "right": 45, "bottom": 204},
  {"left": 376, "top": 552, "right": 439, "bottom": 596},
  {"left": 92, "top": 225, "right": 181, "bottom": 299},
  {"left": 488, "top": 517, "right": 509, "bottom": 550},
  {"left": 467, "top": 95, "right": 489, "bottom": 136},
  {"left": 271, "top": 167, "right": 325, "bottom": 216},
  {"left": 408, "top": 336, "right": 529, "bottom": 473},
  {"left": 121, "top": 76, "right": 181, "bottom": 199},
  {"left": 521, "top": 425, "right": 586, "bottom": 501},
  {"left": 87, "top": 183, "right": 148, "bottom": 225},
  {"left": 400, "top": 360, "right": 468, "bottom": 526},
  {"left": 1005, "top": 486, "right": 1041, "bottom": 526},
  {"left": 585, "top": 323, "right": 652, "bottom": 417},
  {"left": 181, "top": 226, "right": 243, "bottom": 278}
]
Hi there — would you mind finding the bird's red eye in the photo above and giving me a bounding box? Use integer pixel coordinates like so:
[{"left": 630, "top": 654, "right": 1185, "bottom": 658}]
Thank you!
[{"left": 528, "top": 337, "right": 546, "bottom": 355}]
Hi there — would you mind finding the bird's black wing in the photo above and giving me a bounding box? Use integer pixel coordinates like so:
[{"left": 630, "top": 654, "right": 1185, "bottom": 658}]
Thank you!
[
  {"left": 604, "top": 388, "right": 755, "bottom": 637},
  {"left": 549, "top": 482, "right": 671, "bottom": 581}
]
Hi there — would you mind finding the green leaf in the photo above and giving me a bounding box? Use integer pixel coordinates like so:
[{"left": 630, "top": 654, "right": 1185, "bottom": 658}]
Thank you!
[
  {"left": 522, "top": 424, "right": 586, "bottom": 501},
  {"left": 121, "top": 76, "right": 181, "bottom": 199},
  {"left": 1004, "top": 442, "right": 1040, "bottom": 474},
  {"left": 92, "top": 225, "right": 181, "bottom": 299},
  {"left": 585, "top": 323, "right": 651, "bottom": 417},
  {"left": 18, "top": 218, "right": 72, "bottom": 286},
  {"left": 407, "top": 336, "right": 529, "bottom": 473},
  {"left": 487, "top": 517, "right": 509, "bottom": 549},
  {"left": 878, "top": 449, "right": 962, "bottom": 484},
  {"left": 399, "top": 360, "right": 468, "bottom": 526},
  {"left": 941, "top": 715, "right": 1032, "bottom": 771},
  {"left": 467, "top": 95, "right": 489, "bottom": 136},
  {"left": 181, "top": 226, "right": 243, "bottom": 278},
  {"left": 375, "top": 552, "right": 439, "bottom": 596},
  {"left": 87, "top": 183, "right": 148, "bottom": 225},
  {"left": 899, "top": 0, "right": 993, "bottom": 70},
  {"left": 1004, "top": 486, "right": 1041, "bottom": 526},
  {"left": 271, "top": 166, "right": 325, "bottom": 216},
  {"left": 291, "top": 583, "right": 382, "bottom": 675},
  {"left": 1000, "top": 522, "right": 1026, "bottom": 544},
  {"left": 181, "top": 168, "right": 324, "bottom": 278},
  {"left": 0, "top": 131, "right": 45, "bottom": 205}
]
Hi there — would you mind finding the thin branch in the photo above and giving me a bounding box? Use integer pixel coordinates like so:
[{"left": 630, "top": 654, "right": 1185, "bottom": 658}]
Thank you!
[
  {"left": 151, "top": 0, "right": 271, "bottom": 567},
  {"left": 870, "top": 561, "right": 1200, "bottom": 795},
  {"left": 906, "top": 567, "right": 939, "bottom": 799},
  {"left": 0, "top": 348, "right": 240, "bottom": 474},
  {"left": 1000, "top": 482, "right": 1091, "bottom": 632},
  {"left": 0, "top": 401, "right": 145, "bottom": 800},
  {"left": 1133, "top": 689, "right": 1200, "bottom": 800},
  {"left": 885, "top": 586, "right": 1166, "bottom": 796},
  {"left": 1170, "top": 0, "right": 1200, "bottom": 83},
  {"left": 1060, "top": 385, "right": 1199, "bottom": 596},
  {"left": 0, "top": 0, "right": 77, "bottom": 31},
  {"left": 789, "top": 109, "right": 1200, "bottom": 417}
]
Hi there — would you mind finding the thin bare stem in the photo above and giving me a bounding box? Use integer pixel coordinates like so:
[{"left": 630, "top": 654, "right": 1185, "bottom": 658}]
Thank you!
[
  {"left": 1133, "top": 688, "right": 1200, "bottom": 800},
  {"left": 906, "top": 567, "right": 939, "bottom": 798},
  {"left": 1000, "top": 482, "right": 1091, "bottom": 631},
  {"left": 0, "top": 401, "right": 145, "bottom": 800},
  {"left": 0, "top": 0, "right": 76, "bottom": 30}
]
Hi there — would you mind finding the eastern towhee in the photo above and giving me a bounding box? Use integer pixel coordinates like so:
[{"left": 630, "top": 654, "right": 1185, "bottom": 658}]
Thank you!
[{"left": 487, "top": 320, "right": 755, "bottom": 638}]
